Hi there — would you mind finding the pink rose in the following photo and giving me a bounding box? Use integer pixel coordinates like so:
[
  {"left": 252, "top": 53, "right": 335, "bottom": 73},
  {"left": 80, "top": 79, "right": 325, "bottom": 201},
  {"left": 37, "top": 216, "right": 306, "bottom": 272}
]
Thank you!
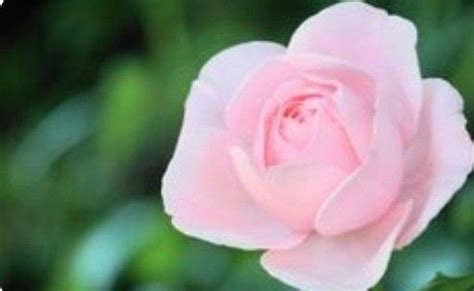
[{"left": 162, "top": 2, "right": 473, "bottom": 290}]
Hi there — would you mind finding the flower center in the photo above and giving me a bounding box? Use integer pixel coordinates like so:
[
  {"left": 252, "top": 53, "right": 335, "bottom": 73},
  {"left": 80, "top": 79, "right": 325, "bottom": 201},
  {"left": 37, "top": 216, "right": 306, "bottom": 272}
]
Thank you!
[{"left": 278, "top": 96, "right": 321, "bottom": 149}]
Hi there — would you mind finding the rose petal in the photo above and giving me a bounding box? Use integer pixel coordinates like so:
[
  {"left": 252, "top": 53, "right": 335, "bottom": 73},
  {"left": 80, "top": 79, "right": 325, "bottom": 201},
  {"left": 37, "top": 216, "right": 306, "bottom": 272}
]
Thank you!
[
  {"left": 183, "top": 81, "right": 224, "bottom": 130},
  {"left": 291, "top": 55, "right": 377, "bottom": 162},
  {"left": 231, "top": 147, "right": 347, "bottom": 232},
  {"left": 265, "top": 163, "right": 349, "bottom": 231},
  {"left": 302, "top": 107, "right": 358, "bottom": 171},
  {"left": 232, "top": 54, "right": 376, "bottom": 161},
  {"left": 183, "top": 42, "right": 285, "bottom": 133},
  {"left": 328, "top": 81, "right": 375, "bottom": 162},
  {"left": 315, "top": 106, "right": 404, "bottom": 235},
  {"left": 256, "top": 78, "right": 360, "bottom": 171},
  {"left": 288, "top": 1, "right": 422, "bottom": 144},
  {"left": 162, "top": 127, "right": 307, "bottom": 249},
  {"left": 199, "top": 41, "right": 286, "bottom": 108},
  {"left": 226, "top": 59, "right": 299, "bottom": 142},
  {"left": 261, "top": 200, "right": 412, "bottom": 290},
  {"left": 396, "top": 79, "right": 474, "bottom": 248},
  {"left": 231, "top": 146, "right": 349, "bottom": 231}
]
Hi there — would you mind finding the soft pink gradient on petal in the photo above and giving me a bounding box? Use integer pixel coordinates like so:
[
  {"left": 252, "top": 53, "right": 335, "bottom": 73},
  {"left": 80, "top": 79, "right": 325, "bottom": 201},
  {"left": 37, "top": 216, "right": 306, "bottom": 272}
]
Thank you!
[
  {"left": 231, "top": 147, "right": 348, "bottom": 231},
  {"left": 199, "top": 41, "right": 286, "bottom": 108},
  {"left": 183, "top": 81, "right": 224, "bottom": 130},
  {"left": 257, "top": 78, "right": 359, "bottom": 171},
  {"left": 299, "top": 106, "right": 358, "bottom": 171},
  {"left": 261, "top": 200, "right": 412, "bottom": 290},
  {"left": 183, "top": 42, "right": 288, "bottom": 137},
  {"left": 288, "top": 2, "right": 422, "bottom": 144},
  {"left": 252, "top": 77, "right": 338, "bottom": 168},
  {"left": 288, "top": 55, "right": 377, "bottom": 161},
  {"left": 162, "top": 127, "right": 307, "bottom": 250},
  {"left": 265, "top": 163, "right": 349, "bottom": 231},
  {"left": 396, "top": 79, "right": 474, "bottom": 248},
  {"left": 231, "top": 54, "right": 375, "bottom": 167},
  {"left": 315, "top": 106, "right": 404, "bottom": 235},
  {"left": 226, "top": 58, "right": 299, "bottom": 142},
  {"left": 328, "top": 80, "right": 375, "bottom": 162}
]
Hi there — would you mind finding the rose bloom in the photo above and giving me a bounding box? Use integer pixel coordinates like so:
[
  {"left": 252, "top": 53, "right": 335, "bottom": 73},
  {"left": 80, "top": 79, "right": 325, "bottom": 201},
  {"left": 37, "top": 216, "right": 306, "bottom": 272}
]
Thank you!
[{"left": 162, "top": 2, "right": 473, "bottom": 290}]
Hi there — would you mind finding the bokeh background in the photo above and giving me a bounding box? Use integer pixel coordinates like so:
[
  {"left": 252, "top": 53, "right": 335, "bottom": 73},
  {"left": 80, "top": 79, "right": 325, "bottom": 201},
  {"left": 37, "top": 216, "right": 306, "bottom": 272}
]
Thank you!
[{"left": 1, "top": 0, "right": 473, "bottom": 290}]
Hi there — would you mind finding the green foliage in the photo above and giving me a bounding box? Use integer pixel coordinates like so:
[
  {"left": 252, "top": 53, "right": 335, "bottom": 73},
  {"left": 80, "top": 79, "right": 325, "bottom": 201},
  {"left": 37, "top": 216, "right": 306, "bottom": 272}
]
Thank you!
[
  {"left": 49, "top": 202, "right": 164, "bottom": 291},
  {"left": 98, "top": 58, "right": 154, "bottom": 163},
  {"left": 419, "top": 273, "right": 474, "bottom": 291}
]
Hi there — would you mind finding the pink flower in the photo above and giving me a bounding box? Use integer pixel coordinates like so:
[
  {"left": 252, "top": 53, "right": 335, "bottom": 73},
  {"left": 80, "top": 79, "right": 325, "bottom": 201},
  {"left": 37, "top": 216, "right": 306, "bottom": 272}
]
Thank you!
[{"left": 162, "top": 2, "right": 473, "bottom": 290}]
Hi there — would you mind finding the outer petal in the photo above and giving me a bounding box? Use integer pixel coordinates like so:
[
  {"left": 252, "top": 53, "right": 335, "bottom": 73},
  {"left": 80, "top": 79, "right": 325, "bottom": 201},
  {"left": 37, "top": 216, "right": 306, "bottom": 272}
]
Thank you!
[
  {"left": 328, "top": 81, "right": 375, "bottom": 162},
  {"left": 226, "top": 58, "right": 299, "bottom": 142},
  {"left": 231, "top": 144, "right": 349, "bottom": 231},
  {"left": 315, "top": 105, "right": 404, "bottom": 235},
  {"left": 183, "top": 41, "right": 286, "bottom": 132},
  {"left": 288, "top": 2, "right": 422, "bottom": 144},
  {"left": 162, "top": 126, "right": 307, "bottom": 250},
  {"left": 183, "top": 81, "right": 223, "bottom": 130},
  {"left": 264, "top": 163, "right": 349, "bottom": 231},
  {"left": 396, "top": 79, "right": 473, "bottom": 248},
  {"left": 199, "top": 41, "right": 286, "bottom": 108},
  {"left": 261, "top": 201, "right": 412, "bottom": 291}
]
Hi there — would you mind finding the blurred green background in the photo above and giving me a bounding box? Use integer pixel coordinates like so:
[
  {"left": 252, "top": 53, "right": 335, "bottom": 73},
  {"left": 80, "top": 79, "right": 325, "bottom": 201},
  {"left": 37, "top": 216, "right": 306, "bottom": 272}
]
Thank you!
[{"left": 0, "top": 0, "right": 473, "bottom": 290}]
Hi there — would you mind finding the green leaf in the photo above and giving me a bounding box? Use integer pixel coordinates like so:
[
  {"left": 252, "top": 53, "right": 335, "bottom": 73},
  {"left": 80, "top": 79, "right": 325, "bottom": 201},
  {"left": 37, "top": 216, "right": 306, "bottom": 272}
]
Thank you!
[
  {"left": 450, "top": 179, "right": 474, "bottom": 237},
  {"left": 48, "top": 201, "right": 165, "bottom": 291},
  {"left": 419, "top": 272, "right": 474, "bottom": 291},
  {"left": 10, "top": 95, "right": 98, "bottom": 188},
  {"left": 97, "top": 57, "right": 154, "bottom": 164},
  {"left": 370, "top": 281, "right": 387, "bottom": 291}
]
